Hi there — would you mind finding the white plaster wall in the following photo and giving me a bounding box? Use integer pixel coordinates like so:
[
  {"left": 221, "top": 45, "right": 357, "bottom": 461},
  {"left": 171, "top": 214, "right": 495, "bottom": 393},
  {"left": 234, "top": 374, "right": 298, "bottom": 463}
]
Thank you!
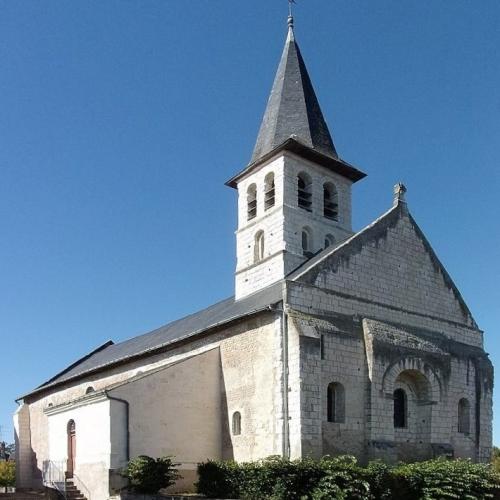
[
  {"left": 109, "top": 348, "right": 221, "bottom": 467},
  {"left": 47, "top": 398, "right": 111, "bottom": 499}
]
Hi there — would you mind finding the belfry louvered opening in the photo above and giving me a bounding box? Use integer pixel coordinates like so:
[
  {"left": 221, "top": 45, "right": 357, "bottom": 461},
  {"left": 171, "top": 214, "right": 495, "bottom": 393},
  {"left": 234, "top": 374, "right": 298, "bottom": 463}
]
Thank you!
[
  {"left": 323, "top": 182, "right": 338, "bottom": 221},
  {"left": 247, "top": 184, "right": 257, "bottom": 221},
  {"left": 264, "top": 173, "right": 275, "bottom": 210},
  {"left": 298, "top": 173, "right": 312, "bottom": 211}
]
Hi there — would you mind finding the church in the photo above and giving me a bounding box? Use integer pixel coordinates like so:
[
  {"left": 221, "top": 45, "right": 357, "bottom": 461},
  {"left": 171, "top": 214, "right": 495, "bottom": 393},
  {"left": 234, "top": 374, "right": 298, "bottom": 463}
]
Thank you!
[{"left": 15, "top": 13, "right": 493, "bottom": 499}]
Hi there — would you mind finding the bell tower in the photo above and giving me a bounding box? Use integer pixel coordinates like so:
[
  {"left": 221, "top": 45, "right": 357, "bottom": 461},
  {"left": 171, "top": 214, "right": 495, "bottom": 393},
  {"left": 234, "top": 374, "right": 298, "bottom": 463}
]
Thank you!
[{"left": 227, "top": 16, "right": 366, "bottom": 300}]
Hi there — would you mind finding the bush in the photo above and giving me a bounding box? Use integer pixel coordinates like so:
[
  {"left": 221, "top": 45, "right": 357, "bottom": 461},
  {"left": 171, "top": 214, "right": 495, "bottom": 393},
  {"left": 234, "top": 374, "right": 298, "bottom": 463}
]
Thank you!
[
  {"left": 392, "top": 458, "right": 500, "bottom": 500},
  {"left": 310, "top": 456, "right": 369, "bottom": 500},
  {"left": 122, "top": 455, "right": 180, "bottom": 494},
  {"left": 196, "top": 460, "right": 242, "bottom": 499},
  {"left": 197, "top": 456, "right": 500, "bottom": 500}
]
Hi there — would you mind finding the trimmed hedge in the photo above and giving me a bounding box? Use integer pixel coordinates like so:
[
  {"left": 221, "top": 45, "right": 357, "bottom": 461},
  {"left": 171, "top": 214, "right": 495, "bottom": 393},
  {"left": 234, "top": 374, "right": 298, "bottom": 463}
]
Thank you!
[{"left": 197, "top": 455, "right": 500, "bottom": 500}]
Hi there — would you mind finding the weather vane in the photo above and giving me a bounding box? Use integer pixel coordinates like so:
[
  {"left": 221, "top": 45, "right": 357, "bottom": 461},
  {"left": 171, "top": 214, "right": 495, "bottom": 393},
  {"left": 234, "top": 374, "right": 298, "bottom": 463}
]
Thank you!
[{"left": 288, "top": 0, "right": 296, "bottom": 17}]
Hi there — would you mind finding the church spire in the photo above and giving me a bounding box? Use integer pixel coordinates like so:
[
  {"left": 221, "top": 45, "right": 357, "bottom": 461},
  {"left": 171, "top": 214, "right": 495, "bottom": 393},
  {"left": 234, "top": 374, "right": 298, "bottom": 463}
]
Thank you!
[{"left": 250, "top": 14, "right": 338, "bottom": 164}]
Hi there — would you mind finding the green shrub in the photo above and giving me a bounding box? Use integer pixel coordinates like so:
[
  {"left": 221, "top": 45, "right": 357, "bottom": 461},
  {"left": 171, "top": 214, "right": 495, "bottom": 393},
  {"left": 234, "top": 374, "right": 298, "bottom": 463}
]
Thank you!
[
  {"left": 196, "top": 460, "right": 242, "bottom": 499},
  {"left": 392, "top": 458, "right": 500, "bottom": 500},
  {"left": 361, "top": 460, "right": 394, "bottom": 500},
  {"left": 311, "top": 456, "right": 369, "bottom": 500},
  {"left": 239, "top": 456, "right": 324, "bottom": 500},
  {"left": 196, "top": 456, "right": 500, "bottom": 500},
  {"left": 122, "top": 455, "right": 180, "bottom": 494}
]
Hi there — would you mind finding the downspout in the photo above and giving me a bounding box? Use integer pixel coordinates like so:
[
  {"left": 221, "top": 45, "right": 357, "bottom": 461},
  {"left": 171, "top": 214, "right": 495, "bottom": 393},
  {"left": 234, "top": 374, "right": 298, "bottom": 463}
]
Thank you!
[
  {"left": 282, "top": 301, "right": 290, "bottom": 459},
  {"left": 270, "top": 281, "right": 290, "bottom": 459},
  {"left": 105, "top": 392, "right": 130, "bottom": 462}
]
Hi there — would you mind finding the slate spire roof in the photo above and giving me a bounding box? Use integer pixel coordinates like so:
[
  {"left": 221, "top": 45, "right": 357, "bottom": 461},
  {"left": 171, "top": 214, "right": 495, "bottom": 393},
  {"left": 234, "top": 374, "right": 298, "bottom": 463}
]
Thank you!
[{"left": 251, "top": 15, "right": 338, "bottom": 163}]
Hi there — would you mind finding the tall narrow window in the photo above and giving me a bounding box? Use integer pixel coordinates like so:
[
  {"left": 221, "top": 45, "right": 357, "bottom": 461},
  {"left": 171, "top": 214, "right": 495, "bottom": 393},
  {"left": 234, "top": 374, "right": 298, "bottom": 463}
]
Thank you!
[
  {"left": 298, "top": 173, "right": 312, "bottom": 211},
  {"left": 323, "top": 183, "right": 339, "bottom": 221},
  {"left": 301, "top": 227, "right": 313, "bottom": 256},
  {"left": 264, "top": 173, "right": 275, "bottom": 210},
  {"left": 327, "top": 382, "right": 345, "bottom": 423},
  {"left": 247, "top": 184, "right": 257, "bottom": 221},
  {"left": 254, "top": 231, "right": 265, "bottom": 263},
  {"left": 324, "top": 234, "right": 335, "bottom": 248},
  {"left": 458, "top": 398, "right": 470, "bottom": 434},
  {"left": 393, "top": 388, "right": 407, "bottom": 428},
  {"left": 232, "top": 411, "right": 241, "bottom": 435}
]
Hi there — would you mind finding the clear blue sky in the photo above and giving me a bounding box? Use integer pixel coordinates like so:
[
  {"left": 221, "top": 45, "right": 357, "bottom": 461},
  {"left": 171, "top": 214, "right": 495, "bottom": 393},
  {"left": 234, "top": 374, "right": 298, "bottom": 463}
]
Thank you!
[{"left": 1, "top": 1, "right": 499, "bottom": 446}]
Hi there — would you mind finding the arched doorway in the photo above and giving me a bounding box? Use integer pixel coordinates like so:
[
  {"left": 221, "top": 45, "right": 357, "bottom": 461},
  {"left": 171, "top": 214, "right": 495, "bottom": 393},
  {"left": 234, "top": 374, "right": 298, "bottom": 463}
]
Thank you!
[{"left": 66, "top": 420, "right": 76, "bottom": 478}]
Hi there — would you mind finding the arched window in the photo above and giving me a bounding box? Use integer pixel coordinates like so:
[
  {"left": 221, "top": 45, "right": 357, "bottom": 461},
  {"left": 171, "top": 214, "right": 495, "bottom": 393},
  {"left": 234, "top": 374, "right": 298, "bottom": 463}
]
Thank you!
[
  {"left": 393, "top": 388, "right": 407, "bottom": 428},
  {"left": 323, "top": 183, "right": 339, "bottom": 221},
  {"left": 324, "top": 234, "right": 335, "bottom": 248},
  {"left": 264, "top": 173, "right": 275, "bottom": 210},
  {"left": 327, "top": 382, "right": 345, "bottom": 423},
  {"left": 254, "top": 231, "right": 265, "bottom": 263},
  {"left": 85, "top": 386, "right": 95, "bottom": 394},
  {"left": 297, "top": 173, "right": 312, "bottom": 211},
  {"left": 458, "top": 398, "right": 470, "bottom": 434},
  {"left": 247, "top": 184, "right": 257, "bottom": 221},
  {"left": 232, "top": 411, "right": 241, "bottom": 435},
  {"left": 301, "top": 227, "right": 313, "bottom": 256}
]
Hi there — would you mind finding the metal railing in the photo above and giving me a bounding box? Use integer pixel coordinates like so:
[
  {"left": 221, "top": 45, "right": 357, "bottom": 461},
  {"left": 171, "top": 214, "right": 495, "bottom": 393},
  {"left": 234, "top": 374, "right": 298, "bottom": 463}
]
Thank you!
[
  {"left": 72, "top": 471, "right": 91, "bottom": 500},
  {"left": 43, "top": 459, "right": 67, "bottom": 498}
]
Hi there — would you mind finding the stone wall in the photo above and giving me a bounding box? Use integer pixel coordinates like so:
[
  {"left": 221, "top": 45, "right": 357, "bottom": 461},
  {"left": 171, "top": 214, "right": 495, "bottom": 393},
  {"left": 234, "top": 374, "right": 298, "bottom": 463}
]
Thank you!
[{"left": 285, "top": 204, "right": 492, "bottom": 463}]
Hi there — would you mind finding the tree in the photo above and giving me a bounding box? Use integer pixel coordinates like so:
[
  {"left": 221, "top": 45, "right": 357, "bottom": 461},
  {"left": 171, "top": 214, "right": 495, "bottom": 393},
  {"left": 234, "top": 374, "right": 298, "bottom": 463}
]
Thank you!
[{"left": 0, "top": 461, "right": 15, "bottom": 492}]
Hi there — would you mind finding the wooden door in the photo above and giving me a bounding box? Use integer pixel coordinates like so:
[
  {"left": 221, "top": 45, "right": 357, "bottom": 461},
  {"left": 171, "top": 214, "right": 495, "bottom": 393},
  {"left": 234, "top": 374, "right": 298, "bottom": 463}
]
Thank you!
[{"left": 67, "top": 420, "right": 76, "bottom": 478}]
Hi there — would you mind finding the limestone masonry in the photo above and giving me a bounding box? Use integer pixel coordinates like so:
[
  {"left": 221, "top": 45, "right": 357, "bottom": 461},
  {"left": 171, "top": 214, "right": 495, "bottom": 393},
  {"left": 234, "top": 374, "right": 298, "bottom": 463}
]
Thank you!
[{"left": 14, "top": 14, "right": 493, "bottom": 499}]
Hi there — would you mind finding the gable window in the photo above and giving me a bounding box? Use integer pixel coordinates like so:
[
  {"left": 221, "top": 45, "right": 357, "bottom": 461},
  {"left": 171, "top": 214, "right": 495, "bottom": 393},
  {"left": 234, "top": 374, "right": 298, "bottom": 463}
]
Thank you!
[
  {"left": 264, "top": 173, "right": 275, "bottom": 210},
  {"left": 323, "top": 182, "right": 338, "bottom": 221},
  {"left": 254, "top": 231, "right": 265, "bottom": 263},
  {"left": 232, "top": 411, "right": 241, "bottom": 435},
  {"left": 247, "top": 184, "right": 257, "bottom": 221},
  {"left": 327, "top": 382, "right": 345, "bottom": 423},
  {"left": 85, "top": 386, "right": 95, "bottom": 394},
  {"left": 324, "top": 234, "right": 335, "bottom": 248},
  {"left": 458, "top": 398, "right": 470, "bottom": 434},
  {"left": 298, "top": 173, "right": 312, "bottom": 211},
  {"left": 393, "top": 388, "right": 407, "bottom": 428}
]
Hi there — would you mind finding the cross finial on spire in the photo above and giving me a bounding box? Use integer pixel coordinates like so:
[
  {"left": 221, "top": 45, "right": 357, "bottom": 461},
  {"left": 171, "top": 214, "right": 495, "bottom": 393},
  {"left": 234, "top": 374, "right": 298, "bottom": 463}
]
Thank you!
[{"left": 288, "top": 0, "right": 296, "bottom": 29}]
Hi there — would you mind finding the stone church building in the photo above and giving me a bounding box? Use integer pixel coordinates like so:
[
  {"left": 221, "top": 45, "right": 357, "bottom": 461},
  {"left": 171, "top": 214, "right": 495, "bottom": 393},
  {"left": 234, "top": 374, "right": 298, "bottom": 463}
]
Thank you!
[{"left": 15, "top": 15, "right": 493, "bottom": 499}]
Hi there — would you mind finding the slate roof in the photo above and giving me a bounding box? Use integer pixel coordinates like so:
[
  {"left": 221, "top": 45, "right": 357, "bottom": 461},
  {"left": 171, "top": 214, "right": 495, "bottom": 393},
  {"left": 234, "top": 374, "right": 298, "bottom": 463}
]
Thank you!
[
  {"left": 22, "top": 281, "right": 284, "bottom": 399},
  {"left": 251, "top": 20, "right": 337, "bottom": 164},
  {"left": 225, "top": 20, "right": 366, "bottom": 188}
]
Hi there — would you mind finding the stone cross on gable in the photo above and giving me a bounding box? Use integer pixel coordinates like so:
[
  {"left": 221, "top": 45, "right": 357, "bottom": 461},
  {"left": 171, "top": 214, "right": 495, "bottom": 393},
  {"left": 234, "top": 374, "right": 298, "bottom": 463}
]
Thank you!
[{"left": 393, "top": 183, "right": 407, "bottom": 205}]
